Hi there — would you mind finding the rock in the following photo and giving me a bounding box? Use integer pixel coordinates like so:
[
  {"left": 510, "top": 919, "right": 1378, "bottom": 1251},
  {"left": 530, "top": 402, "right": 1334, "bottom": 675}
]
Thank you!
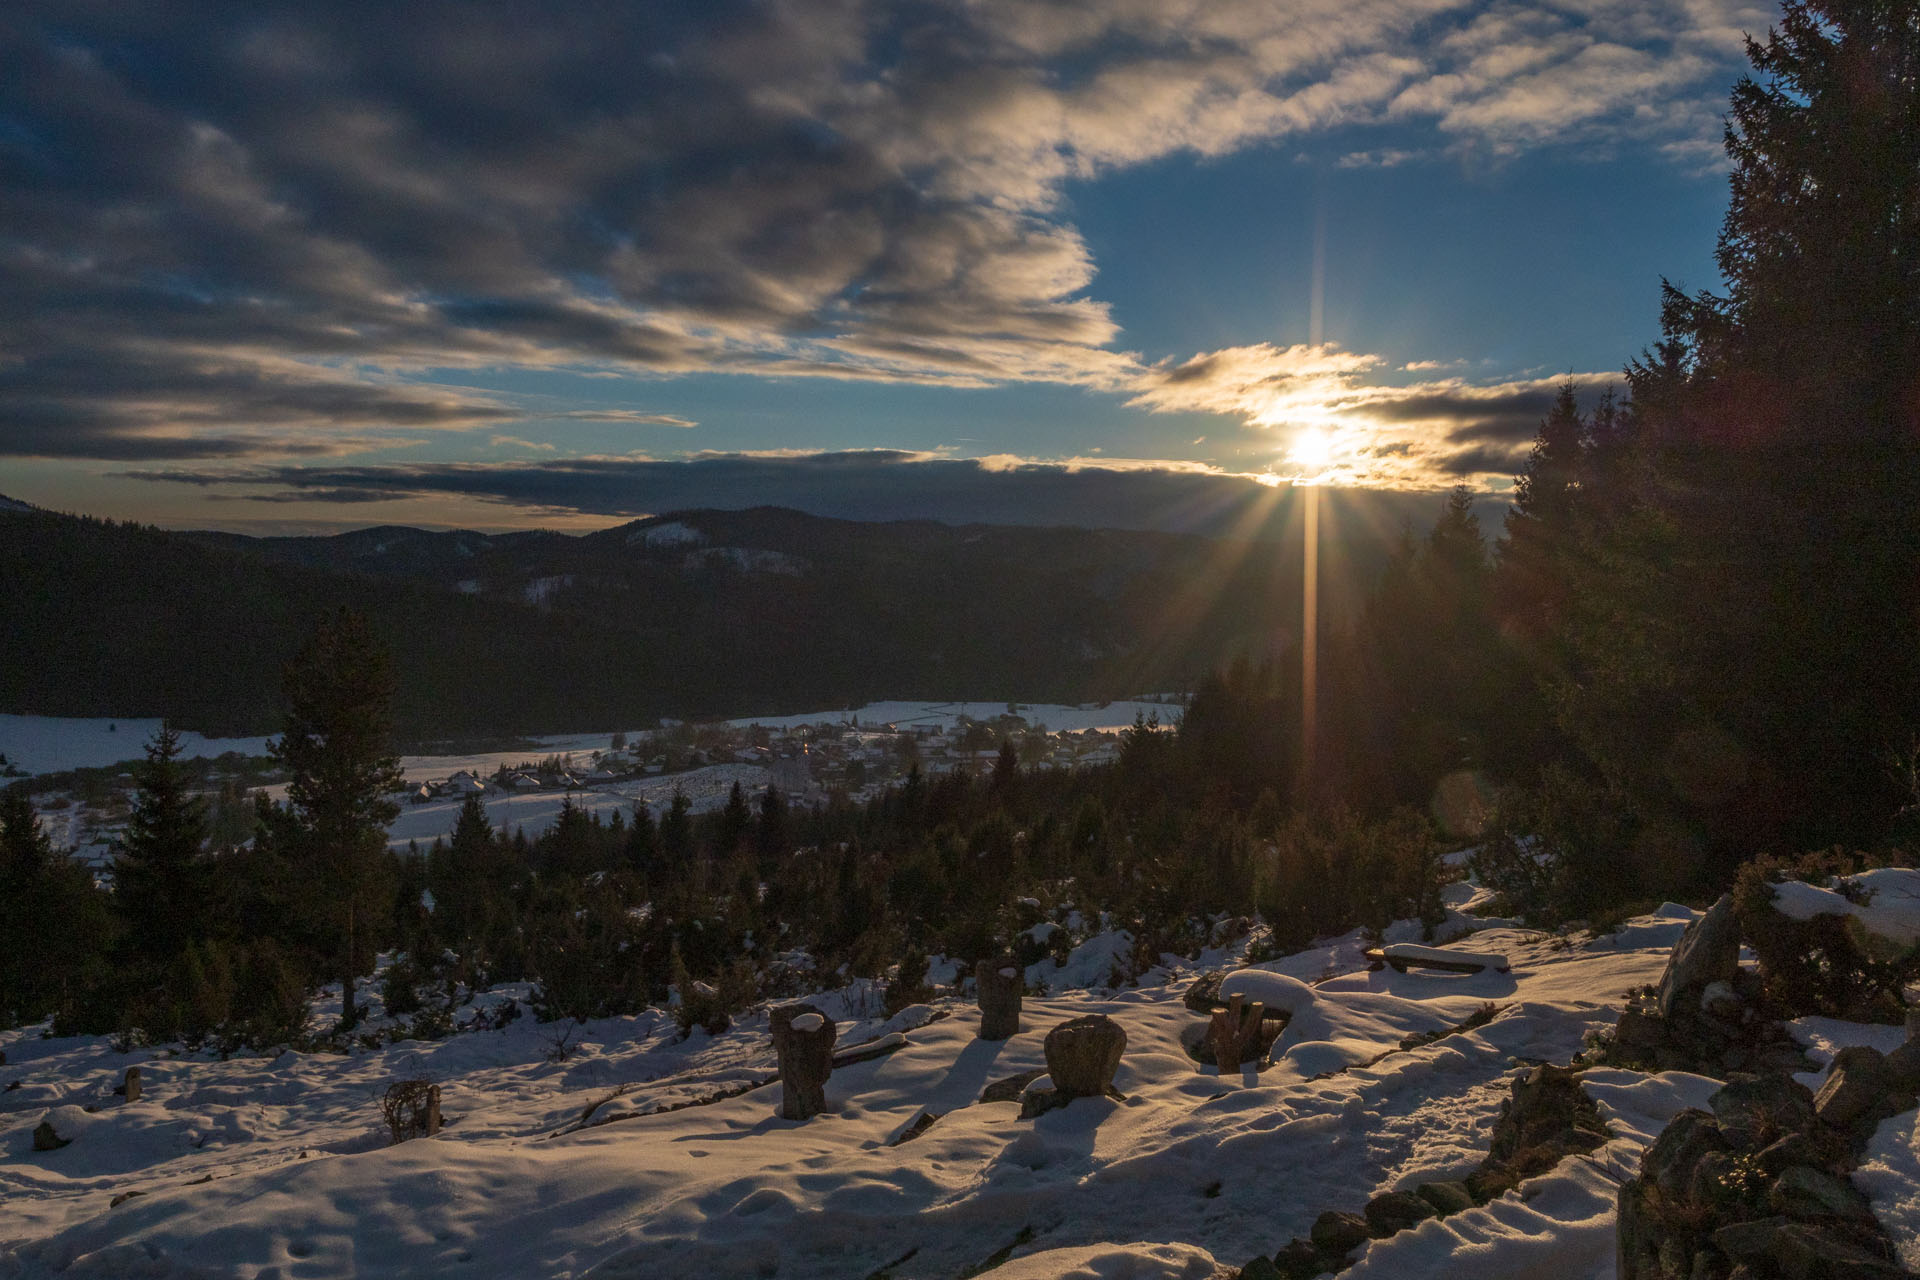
[
  {"left": 1017, "top": 1077, "right": 1066, "bottom": 1120},
  {"left": 1711, "top": 1074, "right": 1816, "bottom": 1149},
  {"left": 1712, "top": 1216, "right": 1791, "bottom": 1264},
  {"left": 1272, "top": 1240, "right": 1323, "bottom": 1279},
  {"left": 1756, "top": 1131, "right": 1830, "bottom": 1176},
  {"left": 1364, "top": 1190, "right": 1436, "bottom": 1236},
  {"left": 1813, "top": 1046, "right": 1890, "bottom": 1129},
  {"left": 1881, "top": 1038, "right": 1920, "bottom": 1093},
  {"left": 1658, "top": 895, "right": 1741, "bottom": 1019},
  {"left": 1615, "top": 1007, "right": 1667, "bottom": 1051},
  {"left": 32, "top": 1120, "right": 69, "bottom": 1151},
  {"left": 114, "top": 1066, "right": 141, "bottom": 1103},
  {"left": 1310, "top": 1210, "right": 1369, "bottom": 1256},
  {"left": 109, "top": 1189, "right": 146, "bottom": 1208},
  {"left": 1646, "top": 1110, "right": 1729, "bottom": 1198},
  {"left": 1183, "top": 970, "right": 1226, "bottom": 1014},
  {"left": 1042, "top": 1014, "right": 1126, "bottom": 1100},
  {"left": 770, "top": 1001, "right": 836, "bottom": 1121},
  {"left": 980, "top": 1068, "right": 1049, "bottom": 1104},
  {"left": 976, "top": 957, "right": 1023, "bottom": 1041},
  {"left": 1414, "top": 1180, "right": 1475, "bottom": 1216},
  {"left": 1617, "top": 1180, "right": 1657, "bottom": 1280},
  {"left": 1466, "top": 1163, "right": 1519, "bottom": 1203},
  {"left": 1768, "top": 1164, "right": 1874, "bottom": 1221},
  {"left": 1768, "top": 1222, "right": 1906, "bottom": 1280},
  {"left": 1237, "top": 1256, "right": 1282, "bottom": 1280}
]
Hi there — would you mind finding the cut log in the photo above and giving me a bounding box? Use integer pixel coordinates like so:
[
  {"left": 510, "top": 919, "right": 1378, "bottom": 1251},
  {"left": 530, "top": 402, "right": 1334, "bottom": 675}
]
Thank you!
[
  {"left": 771, "top": 1001, "right": 837, "bottom": 1121},
  {"left": 976, "top": 957, "right": 1022, "bottom": 1040}
]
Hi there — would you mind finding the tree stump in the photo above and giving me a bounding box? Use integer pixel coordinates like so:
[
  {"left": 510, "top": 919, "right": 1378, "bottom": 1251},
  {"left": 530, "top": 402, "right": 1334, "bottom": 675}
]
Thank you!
[
  {"left": 771, "top": 1002, "right": 837, "bottom": 1120},
  {"left": 119, "top": 1067, "right": 141, "bottom": 1103},
  {"left": 1043, "top": 1014, "right": 1126, "bottom": 1099},
  {"left": 976, "top": 958, "right": 1023, "bottom": 1040},
  {"left": 1208, "top": 994, "right": 1268, "bottom": 1073}
]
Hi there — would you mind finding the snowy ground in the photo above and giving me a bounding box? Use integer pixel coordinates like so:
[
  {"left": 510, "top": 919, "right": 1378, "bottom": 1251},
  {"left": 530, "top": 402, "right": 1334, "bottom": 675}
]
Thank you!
[
  {"left": 721, "top": 700, "right": 1182, "bottom": 734},
  {"left": 17, "top": 891, "right": 1901, "bottom": 1280}
]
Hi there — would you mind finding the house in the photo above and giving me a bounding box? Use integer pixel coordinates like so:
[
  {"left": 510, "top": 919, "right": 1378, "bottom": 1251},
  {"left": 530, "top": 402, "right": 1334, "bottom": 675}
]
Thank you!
[{"left": 443, "top": 770, "right": 486, "bottom": 796}]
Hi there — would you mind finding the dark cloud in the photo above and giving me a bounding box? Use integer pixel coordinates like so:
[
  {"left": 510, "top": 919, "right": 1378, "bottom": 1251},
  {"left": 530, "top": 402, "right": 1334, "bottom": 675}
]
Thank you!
[
  {"left": 120, "top": 449, "right": 1445, "bottom": 537},
  {"left": 1, "top": 0, "right": 1747, "bottom": 461}
]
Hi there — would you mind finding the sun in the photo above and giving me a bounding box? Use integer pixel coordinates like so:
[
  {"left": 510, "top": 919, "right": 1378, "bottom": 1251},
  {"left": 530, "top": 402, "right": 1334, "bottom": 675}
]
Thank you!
[{"left": 1290, "top": 426, "right": 1335, "bottom": 470}]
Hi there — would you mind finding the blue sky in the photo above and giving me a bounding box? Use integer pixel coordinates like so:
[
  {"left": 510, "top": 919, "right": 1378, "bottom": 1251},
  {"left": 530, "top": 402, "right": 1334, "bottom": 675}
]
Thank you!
[{"left": 0, "top": 0, "right": 1761, "bottom": 531}]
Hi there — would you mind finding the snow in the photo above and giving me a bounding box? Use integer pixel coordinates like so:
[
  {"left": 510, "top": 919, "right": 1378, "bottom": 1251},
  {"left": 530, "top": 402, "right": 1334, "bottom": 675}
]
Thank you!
[
  {"left": 1770, "top": 867, "right": 1920, "bottom": 946},
  {"left": 636, "top": 521, "right": 707, "bottom": 547},
  {"left": 1858, "top": 1109, "right": 1920, "bottom": 1270},
  {"left": 384, "top": 763, "right": 769, "bottom": 849},
  {"left": 1381, "top": 942, "right": 1510, "bottom": 972},
  {"left": 0, "top": 903, "right": 1733, "bottom": 1280}
]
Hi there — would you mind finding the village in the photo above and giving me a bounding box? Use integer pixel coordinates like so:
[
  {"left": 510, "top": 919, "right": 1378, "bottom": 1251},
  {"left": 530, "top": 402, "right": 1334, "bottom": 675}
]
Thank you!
[{"left": 415, "top": 708, "right": 1134, "bottom": 808}]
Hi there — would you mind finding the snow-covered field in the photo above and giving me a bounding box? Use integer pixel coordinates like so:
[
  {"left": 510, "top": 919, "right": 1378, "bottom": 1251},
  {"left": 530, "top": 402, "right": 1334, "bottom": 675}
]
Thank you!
[
  {"left": 9, "top": 892, "right": 1911, "bottom": 1280},
  {"left": 385, "top": 764, "right": 770, "bottom": 850},
  {"left": 0, "top": 701, "right": 1177, "bottom": 780}
]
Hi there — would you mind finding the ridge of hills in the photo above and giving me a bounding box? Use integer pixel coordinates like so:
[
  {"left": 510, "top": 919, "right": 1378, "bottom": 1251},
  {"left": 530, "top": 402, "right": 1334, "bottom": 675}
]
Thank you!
[{"left": 0, "top": 502, "right": 1399, "bottom": 740}]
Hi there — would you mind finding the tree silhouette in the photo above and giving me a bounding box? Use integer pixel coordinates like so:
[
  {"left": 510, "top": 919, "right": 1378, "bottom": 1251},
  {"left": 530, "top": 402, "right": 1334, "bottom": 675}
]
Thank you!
[{"left": 273, "top": 608, "right": 403, "bottom": 1030}]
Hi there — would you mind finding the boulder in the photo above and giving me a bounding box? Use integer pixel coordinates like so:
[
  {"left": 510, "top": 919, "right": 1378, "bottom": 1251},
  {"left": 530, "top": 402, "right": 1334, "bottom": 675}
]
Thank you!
[
  {"left": 1657, "top": 894, "right": 1741, "bottom": 1019},
  {"left": 1768, "top": 1164, "right": 1874, "bottom": 1221},
  {"left": 1364, "top": 1190, "right": 1436, "bottom": 1237},
  {"left": 1813, "top": 1046, "right": 1891, "bottom": 1130},
  {"left": 1712, "top": 1216, "right": 1791, "bottom": 1265},
  {"left": 1711, "top": 1074, "right": 1815, "bottom": 1149},
  {"left": 1042, "top": 1014, "right": 1126, "bottom": 1100},
  {"left": 1017, "top": 1076, "right": 1066, "bottom": 1120},
  {"left": 1414, "top": 1181, "right": 1475, "bottom": 1216},
  {"left": 770, "top": 1002, "right": 836, "bottom": 1121},
  {"left": 979, "top": 1068, "right": 1049, "bottom": 1105},
  {"left": 1272, "top": 1240, "right": 1323, "bottom": 1280},
  {"left": 1237, "top": 1256, "right": 1282, "bottom": 1280},
  {"left": 1881, "top": 1038, "right": 1920, "bottom": 1093},
  {"left": 1617, "top": 1180, "right": 1656, "bottom": 1280},
  {"left": 1768, "top": 1222, "right": 1906, "bottom": 1280},
  {"left": 1645, "top": 1110, "right": 1728, "bottom": 1199},
  {"left": 1310, "top": 1210, "right": 1370, "bottom": 1256},
  {"left": 31, "top": 1120, "right": 69, "bottom": 1152}
]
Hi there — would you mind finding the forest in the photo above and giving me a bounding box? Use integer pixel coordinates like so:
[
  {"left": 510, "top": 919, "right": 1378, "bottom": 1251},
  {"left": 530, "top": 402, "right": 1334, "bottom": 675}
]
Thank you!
[{"left": 6, "top": 0, "right": 1920, "bottom": 1049}]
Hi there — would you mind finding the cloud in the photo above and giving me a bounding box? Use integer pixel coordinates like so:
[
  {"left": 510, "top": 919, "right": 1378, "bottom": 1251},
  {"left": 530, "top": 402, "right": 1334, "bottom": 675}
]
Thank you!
[
  {"left": 120, "top": 448, "right": 1362, "bottom": 534},
  {"left": 1, "top": 0, "right": 1752, "bottom": 462},
  {"left": 1125, "top": 341, "right": 1618, "bottom": 485}
]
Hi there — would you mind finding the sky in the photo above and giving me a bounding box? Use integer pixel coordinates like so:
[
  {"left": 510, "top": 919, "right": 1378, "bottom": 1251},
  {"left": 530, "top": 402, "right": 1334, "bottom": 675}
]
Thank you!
[{"left": 0, "top": 0, "right": 1765, "bottom": 534}]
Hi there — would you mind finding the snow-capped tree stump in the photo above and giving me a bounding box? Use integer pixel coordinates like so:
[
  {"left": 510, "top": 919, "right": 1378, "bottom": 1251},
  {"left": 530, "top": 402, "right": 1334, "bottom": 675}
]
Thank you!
[
  {"left": 976, "top": 957, "right": 1022, "bottom": 1040},
  {"left": 771, "top": 1002, "right": 837, "bottom": 1121},
  {"left": 1208, "top": 994, "right": 1267, "bottom": 1073},
  {"left": 1043, "top": 1014, "right": 1126, "bottom": 1100}
]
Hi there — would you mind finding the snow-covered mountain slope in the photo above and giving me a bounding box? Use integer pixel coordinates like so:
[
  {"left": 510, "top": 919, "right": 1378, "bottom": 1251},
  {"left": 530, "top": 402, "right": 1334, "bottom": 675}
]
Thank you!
[{"left": 2, "top": 905, "right": 1914, "bottom": 1279}]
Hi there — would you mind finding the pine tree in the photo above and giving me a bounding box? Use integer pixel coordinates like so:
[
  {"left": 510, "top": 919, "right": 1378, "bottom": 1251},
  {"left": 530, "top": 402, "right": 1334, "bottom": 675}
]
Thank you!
[
  {"left": 272, "top": 608, "right": 403, "bottom": 1031},
  {"left": 114, "top": 724, "right": 210, "bottom": 966}
]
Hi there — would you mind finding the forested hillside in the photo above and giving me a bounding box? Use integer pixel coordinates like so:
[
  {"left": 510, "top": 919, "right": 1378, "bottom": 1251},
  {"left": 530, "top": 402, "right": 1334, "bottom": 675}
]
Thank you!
[{"left": 0, "top": 503, "right": 1397, "bottom": 739}]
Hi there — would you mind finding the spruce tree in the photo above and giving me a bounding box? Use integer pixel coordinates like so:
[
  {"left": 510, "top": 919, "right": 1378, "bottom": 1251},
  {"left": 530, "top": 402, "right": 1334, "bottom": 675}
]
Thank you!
[
  {"left": 114, "top": 724, "right": 210, "bottom": 966},
  {"left": 272, "top": 608, "right": 403, "bottom": 1031}
]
